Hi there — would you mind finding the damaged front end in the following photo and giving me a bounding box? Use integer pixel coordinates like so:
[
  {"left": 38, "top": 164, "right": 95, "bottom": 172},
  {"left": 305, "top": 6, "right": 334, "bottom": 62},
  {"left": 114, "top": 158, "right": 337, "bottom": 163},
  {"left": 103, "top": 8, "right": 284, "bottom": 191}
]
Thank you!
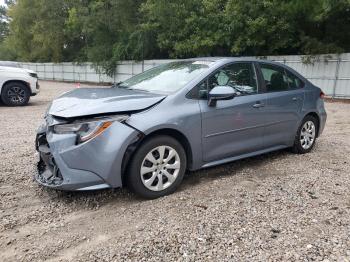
[
  {"left": 34, "top": 113, "right": 141, "bottom": 191},
  {"left": 36, "top": 133, "right": 64, "bottom": 186},
  {"left": 33, "top": 85, "right": 163, "bottom": 191}
]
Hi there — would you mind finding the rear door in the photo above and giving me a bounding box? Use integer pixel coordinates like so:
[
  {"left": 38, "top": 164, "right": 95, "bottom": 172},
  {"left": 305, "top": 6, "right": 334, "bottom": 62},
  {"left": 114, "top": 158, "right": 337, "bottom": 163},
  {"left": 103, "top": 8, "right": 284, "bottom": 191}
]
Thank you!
[{"left": 258, "top": 63, "right": 305, "bottom": 147}]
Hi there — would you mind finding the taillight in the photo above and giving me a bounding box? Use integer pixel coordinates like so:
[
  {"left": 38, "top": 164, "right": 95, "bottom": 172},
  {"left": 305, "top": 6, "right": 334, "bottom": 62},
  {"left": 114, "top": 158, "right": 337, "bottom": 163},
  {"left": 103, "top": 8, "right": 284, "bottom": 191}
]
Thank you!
[{"left": 320, "top": 91, "right": 325, "bottom": 99}]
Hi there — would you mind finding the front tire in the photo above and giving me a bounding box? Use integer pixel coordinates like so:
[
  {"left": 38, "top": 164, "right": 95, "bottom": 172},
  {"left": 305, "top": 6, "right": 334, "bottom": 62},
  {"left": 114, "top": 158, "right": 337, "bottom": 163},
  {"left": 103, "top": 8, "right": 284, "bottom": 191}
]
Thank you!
[
  {"left": 127, "top": 135, "right": 187, "bottom": 199},
  {"left": 292, "top": 115, "right": 318, "bottom": 154},
  {"left": 1, "top": 82, "right": 30, "bottom": 106}
]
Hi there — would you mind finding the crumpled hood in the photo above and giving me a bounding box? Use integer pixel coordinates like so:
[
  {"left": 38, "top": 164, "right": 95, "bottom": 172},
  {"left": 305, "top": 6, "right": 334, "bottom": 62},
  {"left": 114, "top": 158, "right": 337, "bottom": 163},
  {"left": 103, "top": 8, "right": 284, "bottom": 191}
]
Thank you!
[{"left": 48, "top": 88, "right": 166, "bottom": 118}]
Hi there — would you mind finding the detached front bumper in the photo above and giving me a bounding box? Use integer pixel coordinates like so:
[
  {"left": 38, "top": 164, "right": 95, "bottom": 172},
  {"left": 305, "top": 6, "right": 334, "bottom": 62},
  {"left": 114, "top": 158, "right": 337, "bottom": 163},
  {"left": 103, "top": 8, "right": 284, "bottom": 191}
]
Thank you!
[
  {"left": 36, "top": 133, "right": 111, "bottom": 190},
  {"left": 35, "top": 120, "right": 140, "bottom": 191}
]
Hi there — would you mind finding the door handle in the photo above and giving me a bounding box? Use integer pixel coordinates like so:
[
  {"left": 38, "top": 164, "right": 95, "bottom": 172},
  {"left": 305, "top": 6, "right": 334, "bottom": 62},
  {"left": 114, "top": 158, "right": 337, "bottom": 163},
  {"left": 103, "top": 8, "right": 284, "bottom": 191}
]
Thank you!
[
  {"left": 253, "top": 102, "right": 265, "bottom": 108},
  {"left": 292, "top": 97, "right": 298, "bottom": 101}
]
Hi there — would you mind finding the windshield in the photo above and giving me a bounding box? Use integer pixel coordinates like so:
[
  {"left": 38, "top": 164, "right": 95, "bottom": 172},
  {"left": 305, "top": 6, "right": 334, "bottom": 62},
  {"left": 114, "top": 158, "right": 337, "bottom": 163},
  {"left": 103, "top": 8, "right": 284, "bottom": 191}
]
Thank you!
[{"left": 118, "top": 61, "right": 212, "bottom": 94}]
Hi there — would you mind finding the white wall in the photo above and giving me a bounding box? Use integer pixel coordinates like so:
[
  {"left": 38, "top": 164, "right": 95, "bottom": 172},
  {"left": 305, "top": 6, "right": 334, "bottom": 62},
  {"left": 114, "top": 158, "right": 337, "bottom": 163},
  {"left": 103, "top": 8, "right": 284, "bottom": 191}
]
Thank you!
[{"left": 14, "top": 53, "right": 350, "bottom": 98}]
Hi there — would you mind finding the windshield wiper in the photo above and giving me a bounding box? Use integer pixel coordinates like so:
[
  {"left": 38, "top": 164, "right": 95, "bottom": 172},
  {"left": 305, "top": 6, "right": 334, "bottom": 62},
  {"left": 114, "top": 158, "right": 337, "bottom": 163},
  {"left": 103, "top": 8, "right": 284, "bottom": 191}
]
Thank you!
[
  {"left": 111, "top": 83, "right": 152, "bottom": 93},
  {"left": 112, "top": 82, "right": 127, "bottom": 88},
  {"left": 128, "top": 88, "right": 151, "bottom": 93}
]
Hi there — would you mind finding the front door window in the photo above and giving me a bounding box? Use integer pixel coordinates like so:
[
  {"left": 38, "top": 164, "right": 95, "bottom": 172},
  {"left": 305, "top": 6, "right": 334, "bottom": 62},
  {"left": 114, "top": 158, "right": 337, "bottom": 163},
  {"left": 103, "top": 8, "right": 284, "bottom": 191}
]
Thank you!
[{"left": 208, "top": 63, "right": 258, "bottom": 96}]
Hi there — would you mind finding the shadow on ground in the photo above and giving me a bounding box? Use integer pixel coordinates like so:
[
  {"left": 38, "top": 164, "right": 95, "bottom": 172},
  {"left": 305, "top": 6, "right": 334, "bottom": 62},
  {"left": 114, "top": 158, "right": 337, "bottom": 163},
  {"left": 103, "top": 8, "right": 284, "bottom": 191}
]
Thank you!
[{"left": 40, "top": 149, "right": 292, "bottom": 207}]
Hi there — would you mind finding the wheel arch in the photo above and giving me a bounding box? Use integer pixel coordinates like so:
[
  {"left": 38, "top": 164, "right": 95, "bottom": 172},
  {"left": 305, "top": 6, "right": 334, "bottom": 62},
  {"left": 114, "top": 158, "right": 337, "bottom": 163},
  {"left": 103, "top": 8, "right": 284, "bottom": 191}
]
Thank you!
[
  {"left": 1, "top": 80, "right": 31, "bottom": 94},
  {"left": 121, "top": 128, "right": 194, "bottom": 185}
]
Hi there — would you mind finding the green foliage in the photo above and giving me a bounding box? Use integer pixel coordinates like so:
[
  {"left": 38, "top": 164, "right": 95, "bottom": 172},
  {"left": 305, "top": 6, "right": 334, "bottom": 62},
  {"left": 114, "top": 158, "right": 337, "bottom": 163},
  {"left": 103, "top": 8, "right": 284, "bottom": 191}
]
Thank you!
[
  {"left": 142, "top": 0, "right": 350, "bottom": 57},
  {"left": 225, "top": 0, "right": 297, "bottom": 55},
  {"left": 0, "top": 0, "right": 349, "bottom": 75},
  {"left": 4, "top": 0, "right": 76, "bottom": 62},
  {"left": 0, "top": 5, "right": 9, "bottom": 42},
  {"left": 66, "top": 0, "right": 144, "bottom": 75}
]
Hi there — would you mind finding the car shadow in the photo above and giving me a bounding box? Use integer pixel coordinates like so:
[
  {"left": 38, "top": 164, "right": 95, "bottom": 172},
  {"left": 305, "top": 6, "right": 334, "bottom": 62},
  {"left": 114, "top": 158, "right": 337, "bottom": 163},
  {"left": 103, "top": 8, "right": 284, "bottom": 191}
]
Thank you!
[
  {"left": 180, "top": 149, "right": 290, "bottom": 190},
  {"left": 42, "top": 148, "right": 292, "bottom": 207}
]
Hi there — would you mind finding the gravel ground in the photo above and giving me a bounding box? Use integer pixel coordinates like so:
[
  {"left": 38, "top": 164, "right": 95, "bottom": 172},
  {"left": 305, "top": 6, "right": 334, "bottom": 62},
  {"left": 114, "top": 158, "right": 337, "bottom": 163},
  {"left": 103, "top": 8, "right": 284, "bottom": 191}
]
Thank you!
[{"left": 0, "top": 81, "right": 350, "bottom": 262}]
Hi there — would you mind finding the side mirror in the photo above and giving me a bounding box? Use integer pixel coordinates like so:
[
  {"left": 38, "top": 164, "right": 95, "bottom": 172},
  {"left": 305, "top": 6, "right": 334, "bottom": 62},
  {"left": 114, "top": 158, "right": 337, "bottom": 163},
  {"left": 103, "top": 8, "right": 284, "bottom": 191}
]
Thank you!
[{"left": 208, "top": 85, "right": 236, "bottom": 107}]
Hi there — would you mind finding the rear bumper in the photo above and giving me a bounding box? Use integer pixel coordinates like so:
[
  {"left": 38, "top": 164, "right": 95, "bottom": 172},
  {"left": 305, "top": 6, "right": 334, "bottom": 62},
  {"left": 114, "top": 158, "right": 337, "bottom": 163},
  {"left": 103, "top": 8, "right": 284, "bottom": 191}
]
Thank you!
[{"left": 35, "top": 120, "right": 140, "bottom": 191}]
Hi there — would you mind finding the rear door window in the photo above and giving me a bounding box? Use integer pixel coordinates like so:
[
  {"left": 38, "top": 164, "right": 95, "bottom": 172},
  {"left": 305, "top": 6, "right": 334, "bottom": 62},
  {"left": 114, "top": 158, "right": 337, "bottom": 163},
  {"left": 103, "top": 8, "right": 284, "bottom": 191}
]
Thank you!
[
  {"left": 285, "top": 69, "right": 305, "bottom": 89},
  {"left": 260, "top": 63, "right": 289, "bottom": 92},
  {"left": 260, "top": 63, "right": 304, "bottom": 92}
]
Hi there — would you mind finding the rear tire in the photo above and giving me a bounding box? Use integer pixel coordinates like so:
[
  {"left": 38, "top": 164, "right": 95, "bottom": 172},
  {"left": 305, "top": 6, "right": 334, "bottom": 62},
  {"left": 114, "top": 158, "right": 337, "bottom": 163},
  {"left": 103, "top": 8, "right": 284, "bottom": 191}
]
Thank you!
[
  {"left": 1, "top": 82, "right": 30, "bottom": 106},
  {"left": 127, "top": 135, "right": 187, "bottom": 199},
  {"left": 292, "top": 115, "right": 318, "bottom": 154}
]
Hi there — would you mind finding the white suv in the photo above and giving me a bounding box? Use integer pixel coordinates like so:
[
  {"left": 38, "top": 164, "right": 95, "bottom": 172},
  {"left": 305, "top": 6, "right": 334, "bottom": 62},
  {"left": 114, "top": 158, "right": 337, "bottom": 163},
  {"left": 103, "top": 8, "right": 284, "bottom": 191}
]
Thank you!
[{"left": 0, "top": 66, "right": 40, "bottom": 106}]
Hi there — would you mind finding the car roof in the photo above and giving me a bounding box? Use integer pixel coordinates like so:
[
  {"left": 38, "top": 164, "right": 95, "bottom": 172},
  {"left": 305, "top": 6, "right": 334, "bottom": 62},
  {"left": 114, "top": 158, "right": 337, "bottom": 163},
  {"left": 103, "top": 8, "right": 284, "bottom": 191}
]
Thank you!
[
  {"left": 180, "top": 57, "right": 288, "bottom": 68},
  {"left": 184, "top": 57, "right": 279, "bottom": 63},
  {"left": 178, "top": 57, "right": 309, "bottom": 84}
]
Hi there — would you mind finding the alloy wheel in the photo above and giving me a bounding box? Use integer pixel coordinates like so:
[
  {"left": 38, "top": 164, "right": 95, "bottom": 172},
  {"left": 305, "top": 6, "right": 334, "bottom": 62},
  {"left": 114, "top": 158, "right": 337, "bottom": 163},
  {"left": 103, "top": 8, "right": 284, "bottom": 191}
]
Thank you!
[
  {"left": 7, "top": 86, "right": 26, "bottom": 104},
  {"left": 300, "top": 121, "right": 316, "bottom": 150},
  {"left": 140, "top": 145, "right": 181, "bottom": 191}
]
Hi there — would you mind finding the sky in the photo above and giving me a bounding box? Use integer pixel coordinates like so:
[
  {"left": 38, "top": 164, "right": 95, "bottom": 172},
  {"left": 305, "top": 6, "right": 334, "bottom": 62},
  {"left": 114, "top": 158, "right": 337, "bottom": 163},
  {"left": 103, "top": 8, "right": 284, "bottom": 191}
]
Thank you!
[{"left": 0, "top": 0, "right": 5, "bottom": 6}]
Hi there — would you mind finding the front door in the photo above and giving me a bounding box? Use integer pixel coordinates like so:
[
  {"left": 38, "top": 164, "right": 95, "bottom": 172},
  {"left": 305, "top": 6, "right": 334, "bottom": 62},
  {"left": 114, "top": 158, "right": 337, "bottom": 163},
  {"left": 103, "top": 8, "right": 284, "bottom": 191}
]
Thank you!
[{"left": 199, "top": 62, "right": 268, "bottom": 163}]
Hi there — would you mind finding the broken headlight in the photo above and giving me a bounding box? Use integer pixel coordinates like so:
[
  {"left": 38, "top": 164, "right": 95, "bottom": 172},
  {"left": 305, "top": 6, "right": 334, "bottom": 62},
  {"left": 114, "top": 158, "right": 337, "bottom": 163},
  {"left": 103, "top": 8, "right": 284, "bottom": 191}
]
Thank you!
[{"left": 53, "top": 115, "right": 129, "bottom": 143}]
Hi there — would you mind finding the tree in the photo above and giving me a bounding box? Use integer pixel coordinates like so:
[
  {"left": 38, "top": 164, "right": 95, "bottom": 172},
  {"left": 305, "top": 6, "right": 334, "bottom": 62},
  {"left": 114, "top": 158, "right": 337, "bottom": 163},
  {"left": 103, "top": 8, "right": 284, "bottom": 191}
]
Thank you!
[
  {"left": 66, "top": 0, "right": 144, "bottom": 75},
  {"left": 0, "top": 0, "right": 349, "bottom": 74},
  {"left": 0, "top": 1, "right": 17, "bottom": 60},
  {"left": 141, "top": 0, "right": 350, "bottom": 57},
  {"left": 224, "top": 0, "right": 297, "bottom": 56},
  {"left": 141, "top": 0, "right": 231, "bottom": 57},
  {"left": 0, "top": 6, "right": 9, "bottom": 42},
  {"left": 286, "top": 0, "right": 350, "bottom": 54},
  {"left": 141, "top": 0, "right": 297, "bottom": 57},
  {"left": 5, "top": 0, "right": 79, "bottom": 62}
]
